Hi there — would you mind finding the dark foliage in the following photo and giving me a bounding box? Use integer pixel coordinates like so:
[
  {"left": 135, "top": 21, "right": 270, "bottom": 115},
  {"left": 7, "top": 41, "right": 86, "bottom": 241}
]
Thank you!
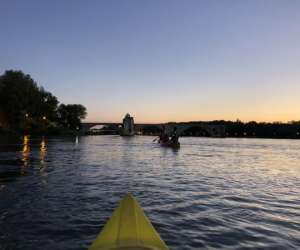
[
  {"left": 0, "top": 70, "right": 87, "bottom": 134},
  {"left": 57, "top": 104, "right": 87, "bottom": 130},
  {"left": 208, "top": 120, "right": 300, "bottom": 139},
  {"left": 140, "top": 125, "right": 162, "bottom": 135}
]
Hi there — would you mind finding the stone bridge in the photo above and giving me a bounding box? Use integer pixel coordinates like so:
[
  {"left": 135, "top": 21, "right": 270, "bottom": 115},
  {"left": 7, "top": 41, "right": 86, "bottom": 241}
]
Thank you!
[
  {"left": 81, "top": 122, "right": 121, "bottom": 133},
  {"left": 81, "top": 122, "right": 226, "bottom": 137}
]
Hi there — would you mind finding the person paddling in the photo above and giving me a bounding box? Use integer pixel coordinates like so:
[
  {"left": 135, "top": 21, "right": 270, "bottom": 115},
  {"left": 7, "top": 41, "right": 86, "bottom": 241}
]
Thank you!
[
  {"left": 159, "top": 125, "right": 169, "bottom": 143},
  {"left": 170, "top": 127, "right": 179, "bottom": 144}
]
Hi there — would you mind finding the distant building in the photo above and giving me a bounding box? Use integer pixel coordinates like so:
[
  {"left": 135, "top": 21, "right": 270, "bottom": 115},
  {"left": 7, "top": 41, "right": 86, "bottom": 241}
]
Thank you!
[{"left": 120, "top": 113, "right": 135, "bottom": 136}]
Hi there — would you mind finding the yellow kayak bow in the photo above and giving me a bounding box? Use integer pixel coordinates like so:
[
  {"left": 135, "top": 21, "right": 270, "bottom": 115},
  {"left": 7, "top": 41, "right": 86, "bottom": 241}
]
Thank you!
[{"left": 89, "top": 193, "right": 169, "bottom": 250}]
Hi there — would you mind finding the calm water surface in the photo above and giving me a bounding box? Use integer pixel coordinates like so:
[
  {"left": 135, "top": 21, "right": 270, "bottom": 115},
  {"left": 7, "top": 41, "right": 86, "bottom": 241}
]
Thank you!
[{"left": 0, "top": 135, "right": 300, "bottom": 249}]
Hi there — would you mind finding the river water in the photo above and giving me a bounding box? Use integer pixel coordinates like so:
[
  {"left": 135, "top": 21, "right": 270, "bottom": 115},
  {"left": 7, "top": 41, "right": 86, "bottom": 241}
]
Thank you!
[{"left": 0, "top": 135, "right": 299, "bottom": 249}]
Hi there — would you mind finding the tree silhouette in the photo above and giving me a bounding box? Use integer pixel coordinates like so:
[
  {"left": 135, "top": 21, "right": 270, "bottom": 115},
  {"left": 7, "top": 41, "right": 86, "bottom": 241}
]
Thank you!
[{"left": 0, "top": 70, "right": 87, "bottom": 134}]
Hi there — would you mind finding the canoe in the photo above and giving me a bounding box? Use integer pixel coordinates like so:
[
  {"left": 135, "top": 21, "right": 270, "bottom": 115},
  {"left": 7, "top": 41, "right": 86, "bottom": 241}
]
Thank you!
[
  {"left": 159, "top": 141, "right": 180, "bottom": 149},
  {"left": 89, "top": 194, "right": 169, "bottom": 250}
]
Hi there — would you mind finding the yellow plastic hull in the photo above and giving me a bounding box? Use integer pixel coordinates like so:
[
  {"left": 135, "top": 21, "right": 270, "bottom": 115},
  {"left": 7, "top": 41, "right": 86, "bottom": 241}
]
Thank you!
[{"left": 89, "top": 194, "right": 169, "bottom": 250}]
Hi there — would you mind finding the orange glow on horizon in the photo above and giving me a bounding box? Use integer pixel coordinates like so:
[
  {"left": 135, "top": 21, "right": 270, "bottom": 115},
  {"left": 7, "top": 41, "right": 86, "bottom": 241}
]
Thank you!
[{"left": 84, "top": 116, "right": 300, "bottom": 124}]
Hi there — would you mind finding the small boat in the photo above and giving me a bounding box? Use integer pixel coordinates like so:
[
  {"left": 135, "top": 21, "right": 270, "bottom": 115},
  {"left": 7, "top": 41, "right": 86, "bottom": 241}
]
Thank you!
[
  {"left": 159, "top": 141, "right": 180, "bottom": 149},
  {"left": 89, "top": 194, "right": 169, "bottom": 250}
]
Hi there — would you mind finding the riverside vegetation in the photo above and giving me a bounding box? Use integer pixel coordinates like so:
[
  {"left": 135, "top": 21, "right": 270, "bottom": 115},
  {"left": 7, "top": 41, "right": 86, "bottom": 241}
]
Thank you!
[{"left": 0, "top": 70, "right": 87, "bottom": 135}]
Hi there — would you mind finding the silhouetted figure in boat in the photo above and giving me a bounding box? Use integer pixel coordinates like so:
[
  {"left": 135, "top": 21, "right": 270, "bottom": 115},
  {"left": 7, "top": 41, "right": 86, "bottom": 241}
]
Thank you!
[
  {"left": 159, "top": 126, "right": 169, "bottom": 143},
  {"left": 170, "top": 127, "right": 179, "bottom": 144}
]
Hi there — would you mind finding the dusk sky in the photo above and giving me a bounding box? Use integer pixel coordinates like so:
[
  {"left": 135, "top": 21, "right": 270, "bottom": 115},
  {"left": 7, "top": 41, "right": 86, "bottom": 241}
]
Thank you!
[{"left": 1, "top": 0, "right": 300, "bottom": 123}]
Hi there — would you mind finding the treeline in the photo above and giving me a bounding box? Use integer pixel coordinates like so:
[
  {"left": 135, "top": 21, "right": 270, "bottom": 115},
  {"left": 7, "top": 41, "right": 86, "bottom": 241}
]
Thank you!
[
  {"left": 208, "top": 120, "right": 300, "bottom": 139},
  {"left": 0, "top": 70, "right": 87, "bottom": 134}
]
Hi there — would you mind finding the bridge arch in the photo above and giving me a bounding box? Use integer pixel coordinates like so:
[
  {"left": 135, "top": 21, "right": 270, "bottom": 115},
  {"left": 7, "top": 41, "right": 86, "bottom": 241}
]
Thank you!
[{"left": 180, "top": 125, "right": 212, "bottom": 137}]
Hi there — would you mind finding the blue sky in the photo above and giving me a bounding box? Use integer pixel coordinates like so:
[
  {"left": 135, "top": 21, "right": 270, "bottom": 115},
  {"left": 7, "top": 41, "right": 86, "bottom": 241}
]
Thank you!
[{"left": 1, "top": 0, "right": 300, "bottom": 122}]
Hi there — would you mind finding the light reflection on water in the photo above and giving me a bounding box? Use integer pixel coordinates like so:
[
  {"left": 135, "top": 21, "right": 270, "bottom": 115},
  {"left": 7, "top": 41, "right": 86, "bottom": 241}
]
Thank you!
[
  {"left": 21, "top": 135, "right": 30, "bottom": 175},
  {"left": 0, "top": 136, "right": 300, "bottom": 250},
  {"left": 39, "top": 137, "right": 48, "bottom": 181}
]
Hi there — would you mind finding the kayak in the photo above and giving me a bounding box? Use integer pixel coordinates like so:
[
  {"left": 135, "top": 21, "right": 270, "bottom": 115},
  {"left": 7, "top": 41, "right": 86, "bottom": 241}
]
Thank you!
[
  {"left": 89, "top": 194, "right": 169, "bottom": 250},
  {"left": 159, "top": 141, "right": 180, "bottom": 149}
]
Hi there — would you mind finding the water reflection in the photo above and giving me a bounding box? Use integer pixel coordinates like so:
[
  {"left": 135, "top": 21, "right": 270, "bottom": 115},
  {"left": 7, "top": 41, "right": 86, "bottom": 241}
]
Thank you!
[
  {"left": 21, "top": 135, "right": 30, "bottom": 174},
  {"left": 39, "top": 137, "right": 47, "bottom": 174},
  {"left": 1, "top": 136, "right": 300, "bottom": 250}
]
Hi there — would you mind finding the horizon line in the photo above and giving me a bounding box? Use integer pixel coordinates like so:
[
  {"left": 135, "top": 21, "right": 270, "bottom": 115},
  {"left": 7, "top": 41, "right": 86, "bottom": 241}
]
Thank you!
[{"left": 83, "top": 118, "right": 300, "bottom": 124}]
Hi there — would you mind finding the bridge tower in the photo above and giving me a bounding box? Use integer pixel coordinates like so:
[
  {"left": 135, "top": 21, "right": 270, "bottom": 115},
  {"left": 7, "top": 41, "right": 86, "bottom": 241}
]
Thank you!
[{"left": 120, "top": 113, "right": 135, "bottom": 136}]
